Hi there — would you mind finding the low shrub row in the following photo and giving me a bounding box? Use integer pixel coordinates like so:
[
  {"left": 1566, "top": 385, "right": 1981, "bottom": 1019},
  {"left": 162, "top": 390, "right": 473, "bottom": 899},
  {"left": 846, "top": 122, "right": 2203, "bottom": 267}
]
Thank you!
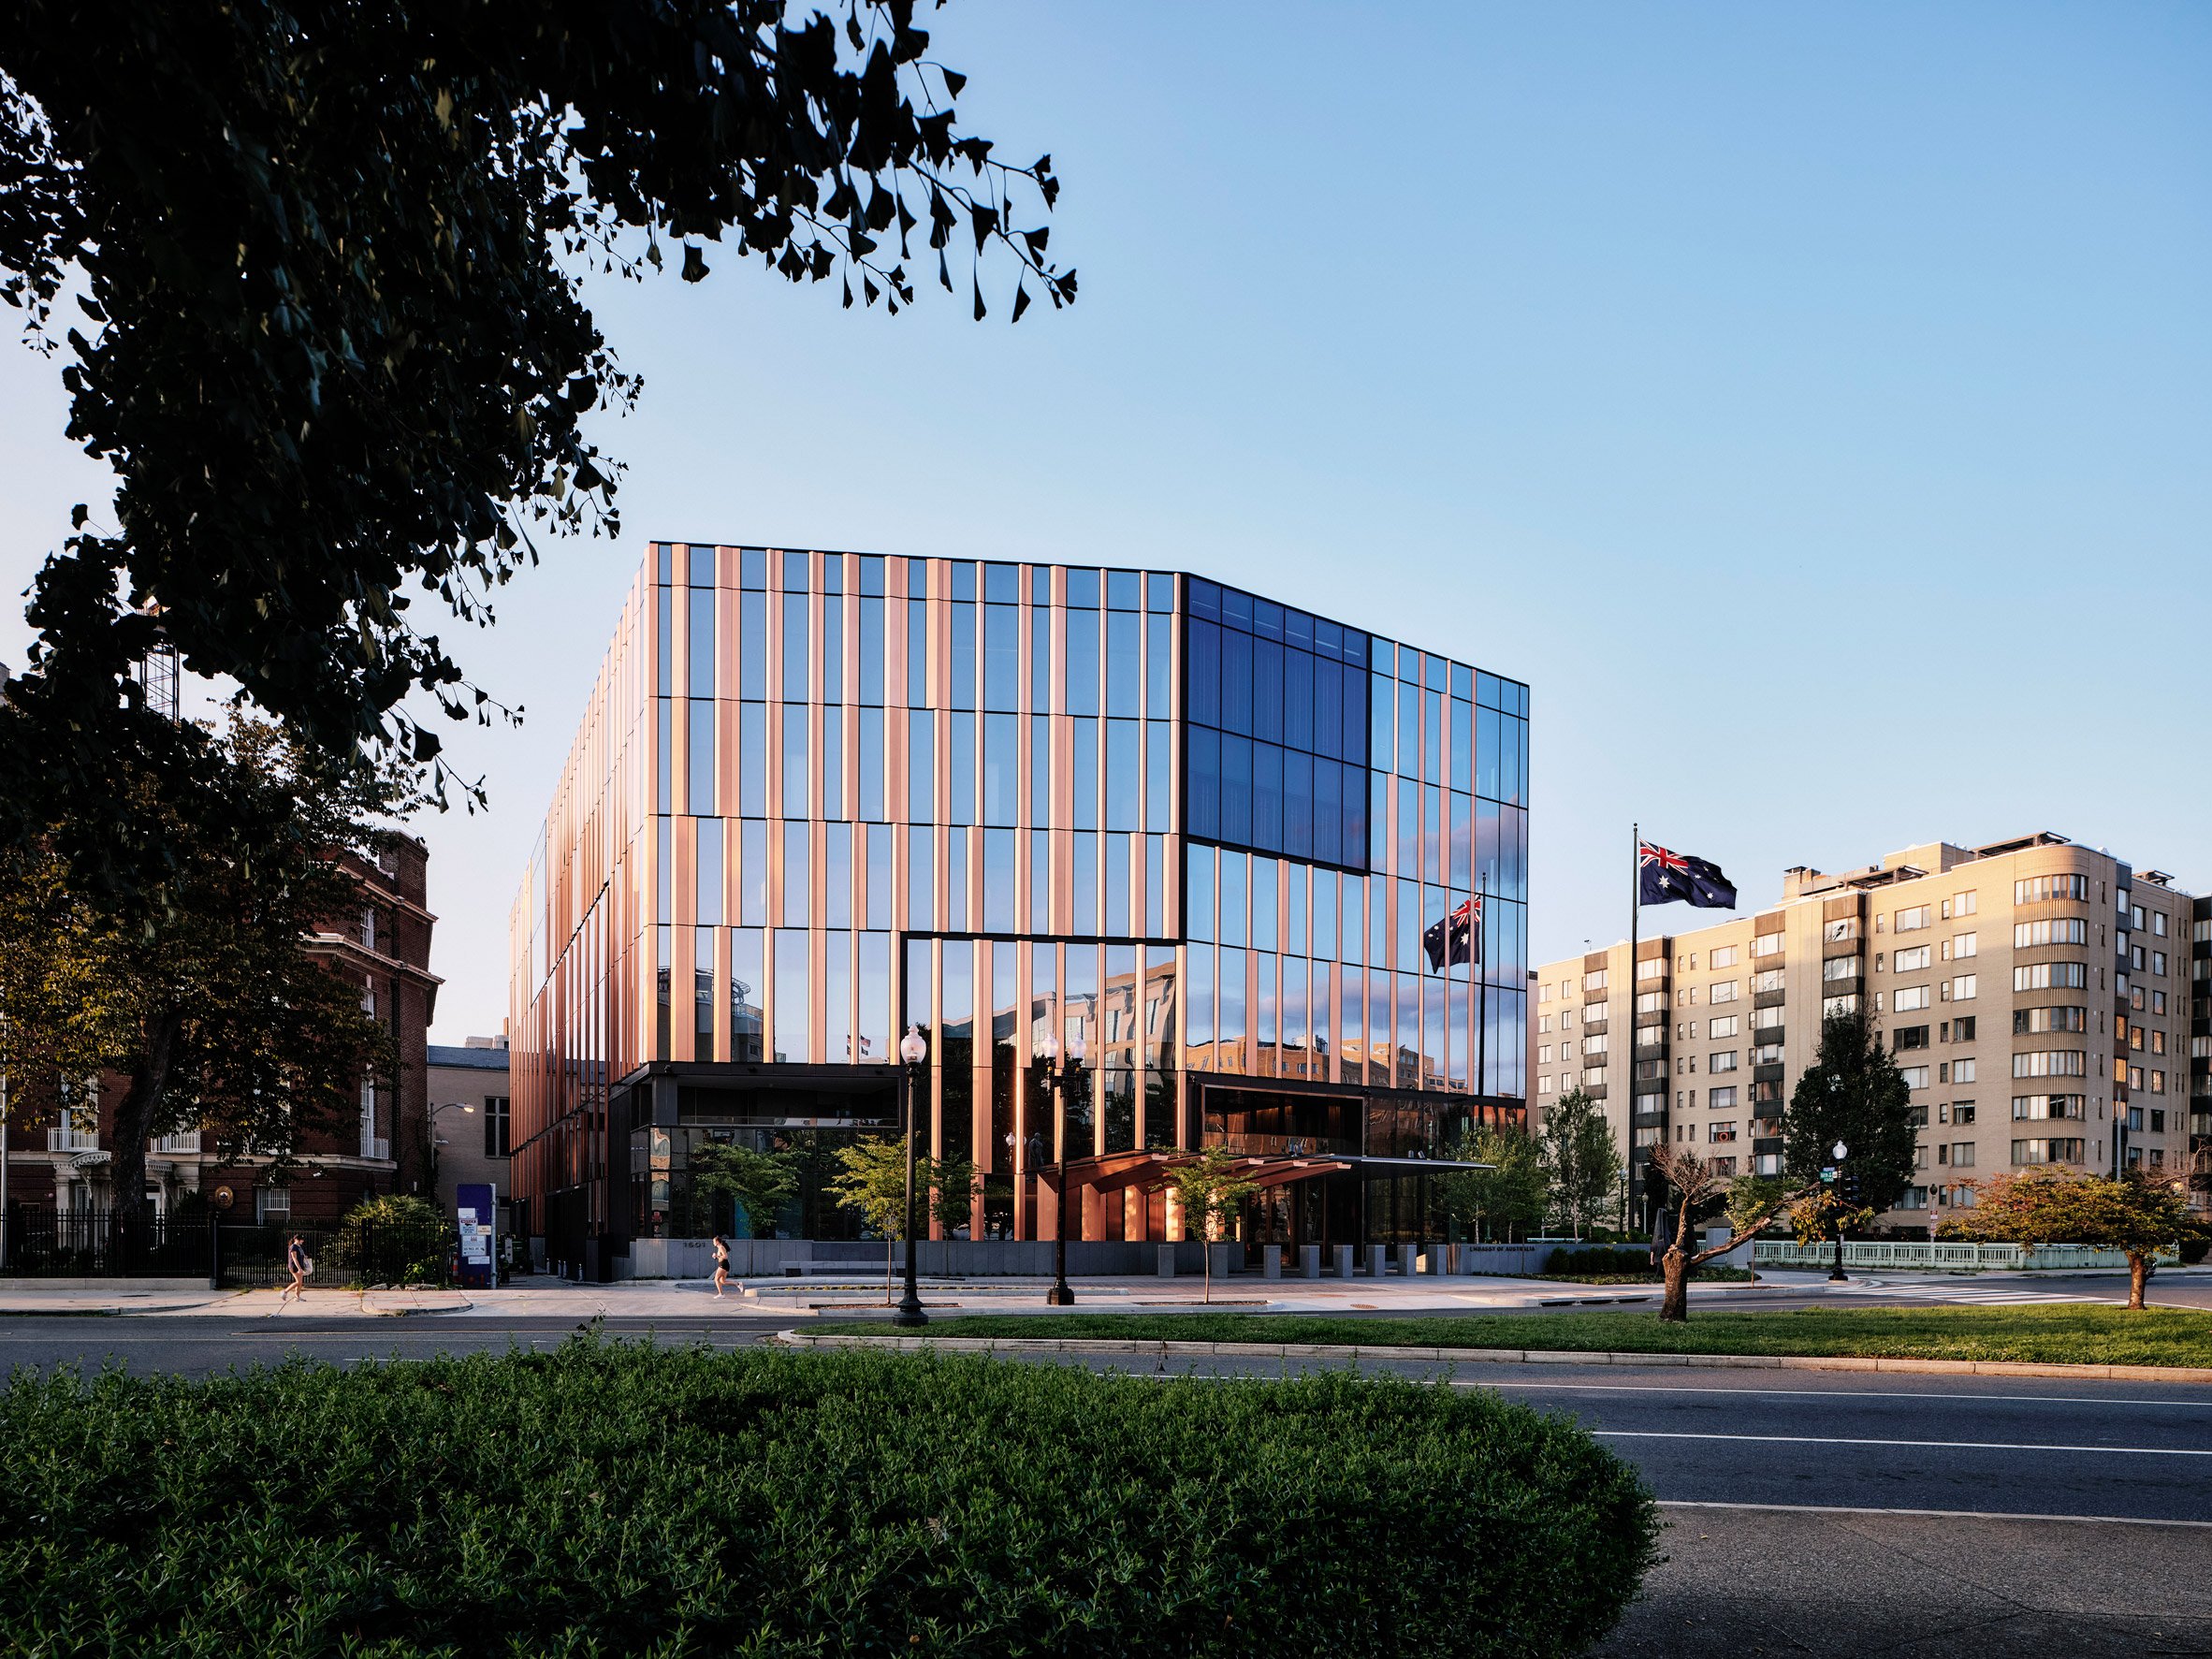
[
  {"left": 1545, "top": 1244, "right": 1660, "bottom": 1276},
  {"left": 1, "top": 1337, "right": 1658, "bottom": 1657}
]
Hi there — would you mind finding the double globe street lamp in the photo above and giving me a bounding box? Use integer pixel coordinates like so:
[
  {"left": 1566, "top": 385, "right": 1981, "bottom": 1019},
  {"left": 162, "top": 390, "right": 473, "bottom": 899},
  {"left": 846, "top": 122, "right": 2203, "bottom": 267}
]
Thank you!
[
  {"left": 1826, "top": 1139, "right": 1850, "bottom": 1282},
  {"left": 1026, "top": 1030, "right": 1084, "bottom": 1307}
]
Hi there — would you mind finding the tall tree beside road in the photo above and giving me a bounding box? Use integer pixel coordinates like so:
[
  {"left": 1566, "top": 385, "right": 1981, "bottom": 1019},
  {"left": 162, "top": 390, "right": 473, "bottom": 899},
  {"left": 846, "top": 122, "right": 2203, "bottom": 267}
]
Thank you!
[
  {"left": 1436, "top": 1128, "right": 1549, "bottom": 1244},
  {"left": 1538, "top": 1088, "right": 1623, "bottom": 1241},
  {"left": 0, "top": 715, "right": 396, "bottom": 1236},
  {"left": 1644, "top": 1145, "right": 1822, "bottom": 1322},
  {"left": 1783, "top": 1008, "right": 1917, "bottom": 1239},
  {"left": 1940, "top": 1168, "right": 2206, "bottom": 1310},
  {"left": 688, "top": 1142, "right": 797, "bottom": 1240},
  {"left": 0, "top": 0, "right": 1073, "bottom": 907}
]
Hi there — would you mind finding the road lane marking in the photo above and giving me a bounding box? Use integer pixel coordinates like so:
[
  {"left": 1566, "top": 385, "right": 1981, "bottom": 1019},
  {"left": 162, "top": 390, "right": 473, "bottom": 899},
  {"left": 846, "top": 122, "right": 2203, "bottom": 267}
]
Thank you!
[
  {"left": 1660, "top": 1500, "right": 2212, "bottom": 1529},
  {"left": 1595, "top": 1430, "right": 2212, "bottom": 1456},
  {"left": 1468, "top": 1381, "right": 2211, "bottom": 1408}
]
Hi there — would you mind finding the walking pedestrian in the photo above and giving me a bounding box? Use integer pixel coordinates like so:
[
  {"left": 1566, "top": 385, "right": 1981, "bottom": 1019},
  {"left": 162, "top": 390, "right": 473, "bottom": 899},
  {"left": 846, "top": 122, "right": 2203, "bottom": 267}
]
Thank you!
[
  {"left": 281, "top": 1233, "right": 310, "bottom": 1305},
  {"left": 711, "top": 1233, "right": 729, "bottom": 1299}
]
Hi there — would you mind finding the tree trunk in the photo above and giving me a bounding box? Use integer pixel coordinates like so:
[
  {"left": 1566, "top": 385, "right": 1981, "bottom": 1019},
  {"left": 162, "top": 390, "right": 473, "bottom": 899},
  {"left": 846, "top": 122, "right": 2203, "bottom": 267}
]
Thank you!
[
  {"left": 109, "top": 1004, "right": 182, "bottom": 1258},
  {"left": 1201, "top": 1237, "right": 1212, "bottom": 1305},
  {"left": 885, "top": 1236, "right": 895, "bottom": 1308},
  {"left": 2128, "top": 1251, "right": 2148, "bottom": 1310},
  {"left": 1658, "top": 1246, "right": 1691, "bottom": 1323}
]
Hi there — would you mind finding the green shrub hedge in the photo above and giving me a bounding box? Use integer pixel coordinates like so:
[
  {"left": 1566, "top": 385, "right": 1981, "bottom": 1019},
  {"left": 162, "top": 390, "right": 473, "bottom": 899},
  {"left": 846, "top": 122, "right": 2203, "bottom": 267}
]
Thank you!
[
  {"left": 1546, "top": 1244, "right": 1658, "bottom": 1276},
  {"left": 0, "top": 1338, "right": 1656, "bottom": 1657}
]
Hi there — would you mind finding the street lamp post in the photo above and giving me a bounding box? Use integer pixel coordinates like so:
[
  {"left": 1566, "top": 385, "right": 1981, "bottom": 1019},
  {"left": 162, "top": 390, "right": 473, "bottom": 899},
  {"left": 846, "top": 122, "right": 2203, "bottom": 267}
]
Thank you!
[
  {"left": 1033, "top": 1031, "right": 1083, "bottom": 1306},
  {"left": 895, "top": 1025, "right": 929, "bottom": 1329},
  {"left": 1828, "top": 1138, "right": 1850, "bottom": 1282}
]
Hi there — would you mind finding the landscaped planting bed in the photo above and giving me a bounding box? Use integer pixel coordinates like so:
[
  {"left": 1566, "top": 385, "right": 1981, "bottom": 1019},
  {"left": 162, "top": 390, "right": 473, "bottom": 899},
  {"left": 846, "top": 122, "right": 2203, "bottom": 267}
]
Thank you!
[{"left": 0, "top": 1336, "right": 1657, "bottom": 1657}]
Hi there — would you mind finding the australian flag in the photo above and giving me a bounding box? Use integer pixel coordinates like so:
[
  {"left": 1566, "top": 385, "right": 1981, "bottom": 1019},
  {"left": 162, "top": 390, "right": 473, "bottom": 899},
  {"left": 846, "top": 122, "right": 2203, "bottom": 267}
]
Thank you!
[
  {"left": 1423, "top": 895, "right": 1480, "bottom": 970},
  {"left": 1638, "top": 841, "right": 1738, "bottom": 910}
]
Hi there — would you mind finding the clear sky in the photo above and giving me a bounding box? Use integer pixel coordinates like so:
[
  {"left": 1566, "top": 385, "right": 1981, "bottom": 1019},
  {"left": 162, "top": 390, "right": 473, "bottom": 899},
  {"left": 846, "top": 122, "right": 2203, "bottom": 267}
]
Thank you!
[{"left": 2, "top": 1, "right": 2206, "bottom": 1044}]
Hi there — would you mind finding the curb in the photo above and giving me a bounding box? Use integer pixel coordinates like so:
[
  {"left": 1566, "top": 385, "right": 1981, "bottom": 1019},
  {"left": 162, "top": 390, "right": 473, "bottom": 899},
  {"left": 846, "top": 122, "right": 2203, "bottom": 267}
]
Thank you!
[{"left": 769, "top": 1330, "right": 2212, "bottom": 1384}]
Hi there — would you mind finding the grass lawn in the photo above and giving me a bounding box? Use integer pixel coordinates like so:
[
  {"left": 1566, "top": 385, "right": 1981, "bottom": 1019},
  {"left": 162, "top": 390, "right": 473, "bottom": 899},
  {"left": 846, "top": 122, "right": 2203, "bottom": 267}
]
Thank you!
[{"left": 815, "top": 1303, "right": 2212, "bottom": 1369}]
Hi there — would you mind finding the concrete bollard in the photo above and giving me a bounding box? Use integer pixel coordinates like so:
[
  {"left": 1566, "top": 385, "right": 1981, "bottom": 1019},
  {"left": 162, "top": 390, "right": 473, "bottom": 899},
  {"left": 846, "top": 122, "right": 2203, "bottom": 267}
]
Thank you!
[
  {"left": 1157, "top": 1243, "right": 1177, "bottom": 1278},
  {"left": 1333, "top": 1244, "right": 1356, "bottom": 1279},
  {"left": 1425, "top": 1241, "right": 1448, "bottom": 1275},
  {"left": 1365, "top": 1244, "right": 1388, "bottom": 1278},
  {"left": 1208, "top": 1242, "right": 1236, "bottom": 1281},
  {"left": 1396, "top": 1243, "right": 1418, "bottom": 1277},
  {"left": 1262, "top": 1244, "right": 1282, "bottom": 1279},
  {"left": 1299, "top": 1244, "right": 1322, "bottom": 1279}
]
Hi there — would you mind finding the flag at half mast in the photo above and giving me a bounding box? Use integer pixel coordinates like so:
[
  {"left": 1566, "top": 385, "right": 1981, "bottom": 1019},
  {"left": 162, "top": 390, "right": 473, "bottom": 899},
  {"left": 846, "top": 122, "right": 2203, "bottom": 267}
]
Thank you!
[{"left": 1637, "top": 841, "right": 1737, "bottom": 910}]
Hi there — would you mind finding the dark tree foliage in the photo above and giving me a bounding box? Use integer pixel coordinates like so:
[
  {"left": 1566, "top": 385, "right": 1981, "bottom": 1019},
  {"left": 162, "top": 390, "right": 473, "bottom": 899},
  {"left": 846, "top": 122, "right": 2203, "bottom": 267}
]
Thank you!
[
  {"left": 0, "top": 0, "right": 1070, "bottom": 906},
  {"left": 1783, "top": 1007, "right": 1919, "bottom": 1219}
]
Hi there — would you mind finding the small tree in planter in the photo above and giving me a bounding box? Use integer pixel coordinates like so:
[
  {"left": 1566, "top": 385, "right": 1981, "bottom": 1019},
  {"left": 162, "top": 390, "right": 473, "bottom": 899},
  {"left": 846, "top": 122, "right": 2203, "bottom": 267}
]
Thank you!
[
  {"left": 1938, "top": 1168, "right": 2206, "bottom": 1309},
  {"left": 1436, "top": 1128, "right": 1548, "bottom": 1245},
  {"left": 1156, "top": 1146, "right": 1259, "bottom": 1305},
  {"left": 689, "top": 1142, "right": 795, "bottom": 1242},
  {"left": 1643, "top": 1146, "right": 1823, "bottom": 1322},
  {"left": 1537, "top": 1089, "right": 1622, "bottom": 1241}
]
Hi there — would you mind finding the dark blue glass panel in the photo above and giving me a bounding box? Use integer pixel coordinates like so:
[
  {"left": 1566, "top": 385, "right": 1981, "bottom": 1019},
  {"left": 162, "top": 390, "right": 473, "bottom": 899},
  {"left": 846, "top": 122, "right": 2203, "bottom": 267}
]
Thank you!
[
  {"left": 908, "top": 558, "right": 929, "bottom": 599},
  {"left": 1284, "top": 749, "right": 1312, "bottom": 861},
  {"left": 783, "top": 550, "right": 809, "bottom": 592},
  {"left": 1477, "top": 705, "right": 1501, "bottom": 799},
  {"left": 860, "top": 554, "right": 884, "bottom": 597},
  {"left": 1284, "top": 648, "right": 1313, "bottom": 751},
  {"left": 1147, "top": 572, "right": 1175, "bottom": 613},
  {"left": 1370, "top": 635, "right": 1394, "bottom": 673},
  {"left": 1221, "top": 630, "right": 1253, "bottom": 735},
  {"left": 1425, "top": 654, "right": 1445, "bottom": 691},
  {"left": 1146, "top": 720, "right": 1171, "bottom": 834},
  {"left": 821, "top": 553, "right": 844, "bottom": 594},
  {"left": 1255, "top": 599, "right": 1285, "bottom": 641},
  {"left": 1396, "top": 681, "right": 1419, "bottom": 777},
  {"left": 1186, "top": 725, "right": 1220, "bottom": 840},
  {"left": 1221, "top": 735, "right": 1252, "bottom": 846},
  {"left": 1188, "top": 578, "right": 1219, "bottom": 621},
  {"left": 1029, "top": 606, "right": 1053, "bottom": 712},
  {"left": 1370, "top": 681, "right": 1392, "bottom": 769},
  {"left": 859, "top": 598, "right": 884, "bottom": 706},
  {"left": 1221, "top": 587, "right": 1253, "bottom": 631},
  {"left": 1451, "top": 697, "right": 1473, "bottom": 793},
  {"left": 1368, "top": 772, "right": 1389, "bottom": 871},
  {"left": 1253, "top": 638, "right": 1283, "bottom": 744},
  {"left": 1313, "top": 657, "right": 1341, "bottom": 762},
  {"left": 738, "top": 547, "right": 765, "bottom": 590},
  {"left": 1066, "top": 567, "right": 1099, "bottom": 608},
  {"left": 1315, "top": 618, "right": 1341, "bottom": 660},
  {"left": 1503, "top": 714, "right": 1524, "bottom": 806},
  {"left": 984, "top": 561, "right": 1017, "bottom": 603},
  {"left": 1477, "top": 796, "right": 1501, "bottom": 893},
  {"left": 657, "top": 543, "right": 674, "bottom": 583},
  {"left": 1450, "top": 792, "right": 1472, "bottom": 890},
  {"left": 1450, "top": 661, "right": 1471, "bottom": 699},
  {"left": 1072, "top": 718, "right": 1098, "bottom": 830},
  {"left": 1343, "top": 666, "right": 1367, "bottom": 766},
  {"left": 1346, "top": 765, "right": 1367, "bottom": 865},
  {"left": 1187, "top": 618, "right": 1220, "bottom": 727},
  {"left": 952, "top": 561, "right": 976, "bottom": 602},
  {"left": 1030, "top": 565, "right": 1051, "bottom": 604},
  {"left": 1107, "top": 569, "right": 1141, "bottom": 610},
  {"left": 982, "top": 713, "right": 1017, "bottom": 825},
  {"left": 1476, "top": 670, "right": 1499, "bottom": 710},
  {"left": 1252, "top": 742, "right": 1282, "bottom": 851},
  {"left": 1145, "top": 614, "right": 1171, "bottom": 715},
  {"left": 1424, "top": 689, "right": 1442, "bottom": 782},
  {"left": 951, "top": 603, "right": 976, "bottom": 710},
  {"left": 1314, "top": 759, "right": 1342, "bottom": 866},
  {"left": 688, "top": 590, "right": 715, "bottom": 698},
  {"left": 1286, "top": 609, "right": 1312, "bottom": 649}
]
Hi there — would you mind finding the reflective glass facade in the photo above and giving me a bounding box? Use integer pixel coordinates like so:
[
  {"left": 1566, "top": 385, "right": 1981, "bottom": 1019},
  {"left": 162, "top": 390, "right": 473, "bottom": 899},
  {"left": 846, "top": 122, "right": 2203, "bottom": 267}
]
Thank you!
[{"left": 509, "top": 546, "right": 1528, "bottom": 1266}]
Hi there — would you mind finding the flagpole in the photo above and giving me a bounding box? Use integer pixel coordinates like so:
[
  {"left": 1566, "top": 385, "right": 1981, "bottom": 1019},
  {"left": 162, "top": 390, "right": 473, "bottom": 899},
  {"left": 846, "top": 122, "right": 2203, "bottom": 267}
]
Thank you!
[{"left": 1628, "top": 822, "right": 1641, "bottom": 1235}]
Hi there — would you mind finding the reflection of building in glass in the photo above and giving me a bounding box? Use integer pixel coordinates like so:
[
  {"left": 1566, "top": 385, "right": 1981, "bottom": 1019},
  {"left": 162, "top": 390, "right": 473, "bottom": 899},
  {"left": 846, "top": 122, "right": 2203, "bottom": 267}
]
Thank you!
[{"left": 509, "top": 546, "right": 1529, "bottom": 1276}]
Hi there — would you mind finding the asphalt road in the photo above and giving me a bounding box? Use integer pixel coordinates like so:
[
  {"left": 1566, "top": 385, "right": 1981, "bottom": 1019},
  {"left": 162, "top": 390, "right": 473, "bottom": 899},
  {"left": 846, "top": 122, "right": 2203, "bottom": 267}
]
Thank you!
[{"left": 5, "top": 1314, "right": 2207, "bottom": 1656}]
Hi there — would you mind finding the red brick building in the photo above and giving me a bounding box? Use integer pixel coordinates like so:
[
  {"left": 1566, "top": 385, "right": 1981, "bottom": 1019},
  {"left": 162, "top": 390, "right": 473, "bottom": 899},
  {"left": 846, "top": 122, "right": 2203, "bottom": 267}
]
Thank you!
[{"left": 0, "top": 836, "right": 439, "bottom": 1230}]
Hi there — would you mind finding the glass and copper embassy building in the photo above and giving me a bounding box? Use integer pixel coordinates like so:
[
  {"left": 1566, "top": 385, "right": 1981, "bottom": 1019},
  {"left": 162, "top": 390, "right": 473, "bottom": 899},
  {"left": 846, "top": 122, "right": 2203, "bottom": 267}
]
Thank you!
[{"left": 508, "top": 546, "right": 1529, "bottom": 1273}]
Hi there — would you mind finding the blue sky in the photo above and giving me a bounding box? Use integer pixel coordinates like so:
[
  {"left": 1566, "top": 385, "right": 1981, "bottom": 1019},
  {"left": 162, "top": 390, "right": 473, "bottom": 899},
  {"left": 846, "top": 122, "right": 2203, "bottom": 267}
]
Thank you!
[{"left": 2, "top": 1, "right": 2206, "bottom": 1043}]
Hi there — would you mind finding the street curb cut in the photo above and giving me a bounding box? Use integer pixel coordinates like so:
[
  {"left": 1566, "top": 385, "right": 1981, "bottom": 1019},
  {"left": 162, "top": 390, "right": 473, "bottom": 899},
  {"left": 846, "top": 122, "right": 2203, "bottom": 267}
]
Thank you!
[{"left": 769, "top": 1330, "right": 2212, "bottom": 1384}]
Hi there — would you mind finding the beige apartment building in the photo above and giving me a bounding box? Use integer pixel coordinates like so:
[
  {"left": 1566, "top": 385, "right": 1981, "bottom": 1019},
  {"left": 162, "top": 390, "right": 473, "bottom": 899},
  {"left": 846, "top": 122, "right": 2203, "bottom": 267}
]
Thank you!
[{"left": 1531, "top": 833, "right": 2198, "bottom": 1235}]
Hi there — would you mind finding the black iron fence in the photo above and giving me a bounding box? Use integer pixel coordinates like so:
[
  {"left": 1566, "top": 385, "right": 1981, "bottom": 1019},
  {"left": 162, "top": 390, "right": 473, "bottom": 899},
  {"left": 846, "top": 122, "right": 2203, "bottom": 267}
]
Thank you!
[{"left": 2, "top": 1207, "right": 459, "bottom": 1288}]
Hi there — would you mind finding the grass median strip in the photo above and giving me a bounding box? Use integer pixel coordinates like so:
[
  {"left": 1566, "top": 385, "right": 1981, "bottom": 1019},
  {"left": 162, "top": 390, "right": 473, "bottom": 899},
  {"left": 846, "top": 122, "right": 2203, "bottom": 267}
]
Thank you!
[{"left": 814, "top": 1304, "right": 2212, "bottom": 1369}]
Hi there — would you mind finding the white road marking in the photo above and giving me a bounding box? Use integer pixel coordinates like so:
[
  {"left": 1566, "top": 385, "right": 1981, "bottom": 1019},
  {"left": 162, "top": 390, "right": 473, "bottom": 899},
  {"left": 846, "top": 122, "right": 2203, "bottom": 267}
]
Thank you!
[
  {"left": 1464, "top": 1380, "right": 2210, "bottom": 1408},
  {"left": 1595, "top": 1429, "right": 2212, "bottom": 1456},
  {"left": 1660, "top": 1500, "right": 2212, "bottom": 1528}
]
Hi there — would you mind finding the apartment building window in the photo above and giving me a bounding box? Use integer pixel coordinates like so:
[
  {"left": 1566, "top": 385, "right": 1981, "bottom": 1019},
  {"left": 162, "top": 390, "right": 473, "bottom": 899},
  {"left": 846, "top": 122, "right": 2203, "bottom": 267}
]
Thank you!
[
  {"left": 1677, "top": 986, "right": 1699, "bottom": 1007},
  {"left": 1582, "top": 969, "right": 1607, "bottom": 993},
  {"left": 2149, "top": 910, "right": 2168, "bottom": 937},
  {"left": 1637, "top": 957, "right": 1666, "bottom": 982},
  {"left": 1636, "top": 990, "right": 1666, "bottom": 1014},
  {"left": 1825, "top": 919, "right": 1859, "bottom": 944},
  {"left": 1754, "top": 1153, "right": 1782, "bottom": 1175},
  {"left": 1754, "top": 968, "right": 1784, "bottom": 994},
  {"left": 1708, "top": 1015, "right": 1738, "bottom": 1040},
  {"left": 1710, "top": 945, "right": 1739, "bottom": 969},
  {"left": 1894, "top": 906, "right": 1930, "bottom": 933},
  {"left": 1710, "top": 1121, "right": 1738, "bottom": 1142},
  {"left": 1943, "top": 974, "right": 1975, "bottom": 1001},
  {"left": 1895, "top": 984, "right": 1930, "bottom": 1013},
  {"left": 484, "top": 1096, "right": 511, "bottom": 1158},
  {"left": 2012, "top": 1138, "right": 2085, "bottom": 1166},
  {"left": 2149, "top": 1028, "right": 2165, "bottom": 1055},
  {"left": 2015, "top": 1006, "right": 2086, "bottom": 1036},
  {"left": 2148, "top": 1070, "right": 2166, "bottom": 1094},
  {"left": 1710, "top": 980, "right": 1739, "bottom": 1004},
  {"left": 1582, "top": 1067, "right": 1607, "bottom": 1087},
  {"left": 2130, "top": 945, "right": 2145, "bottom": 971},
  {"left": 1893, "top": 945, "right": 1931, "bottom": 973},
  {"left": 2150, "top": 990, "right": 2165, "bottom": 1015},
  {"left": 257, "top": 1186, "right": 291, "bottom": 1224},
  {"left": 1583, "top": 1031, "right": 1609, "bottom": 1055},
  {"left": 1893, "top": 1025, "right": 1928, "bottom": 1050},
  {"left": 1822, "top": 995, "right": 1858, "bottom": 1018},
  {"left": 1562, "top": 1007, "right": 1577, "bottom": 1028},
  {"left": 1943, "top": 931, "right": 1977, "bottom": 960},
  {"left": 2012, "top": 1093, "right": 2084, "bottom": 1120},
  {"left": 2150, "top": 1107, "right": 2166, "bottom": 1132},
  {"left": 1941, "top": 891, "right": 1976, "bottom": 918},
  {"left": 2151, "top": 951, "right": 2167, "bottom": 977},
  {"left": 2014, "top": 961, "right": 2086, "bottom": 992},
  {"left": 1899, "top": 1066, "right": 1930, "bottom": 1090},
  {"left": 1538, "top": 1015, "right": 1552, "bottom": 1035},
  {"left": 1752, "top": 932, "right": 1783, "bottom": 958},
  {"left": 1897, "top": 1186, "right": 1928, "bottom": 1210},
  {"left": 1821, "top": 956, "right": 1861, "bottom": 982},
  {"left": 1709, "top": 1086, "right": 1738, "bottom": 1109},
  {"left": 2014, "top": 918, "right": 2087, "bottom": 948},
  {"left": 1943, "top": 1142, "right": 1974, "bottom": 1168},
  {"left": 1712, "top": 1157, "right": 1738, "bottom": 1176},
  {"left": 1537, "top": 1075, "right": 1552, "bottom": 1095},
  {"left": 1710, "top": 1051, "right": 1739, "bottom": 1072},
  {"left": 2013, "top": 1050, "right": 2086, "bottom": 1078},
  {"left": 1953, "top": 1057, "right": 1976, "bottom": 1084},
  {"left": 1538, "top": 1044, "right": 1551, "bottom": 1064},
  {"left": 1753, "top": 1042, "right": 1783, "bottom": 1065},
  {"left": 2015, "top": 875, "right": 2088, "bottom": 905}
]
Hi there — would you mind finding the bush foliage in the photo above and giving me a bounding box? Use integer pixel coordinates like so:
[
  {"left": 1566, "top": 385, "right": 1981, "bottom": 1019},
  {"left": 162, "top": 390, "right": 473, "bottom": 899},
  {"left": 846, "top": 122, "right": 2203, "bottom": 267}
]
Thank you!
[{"left": 0, "top": 1339, "right": 1656, "bottom": 1657}]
